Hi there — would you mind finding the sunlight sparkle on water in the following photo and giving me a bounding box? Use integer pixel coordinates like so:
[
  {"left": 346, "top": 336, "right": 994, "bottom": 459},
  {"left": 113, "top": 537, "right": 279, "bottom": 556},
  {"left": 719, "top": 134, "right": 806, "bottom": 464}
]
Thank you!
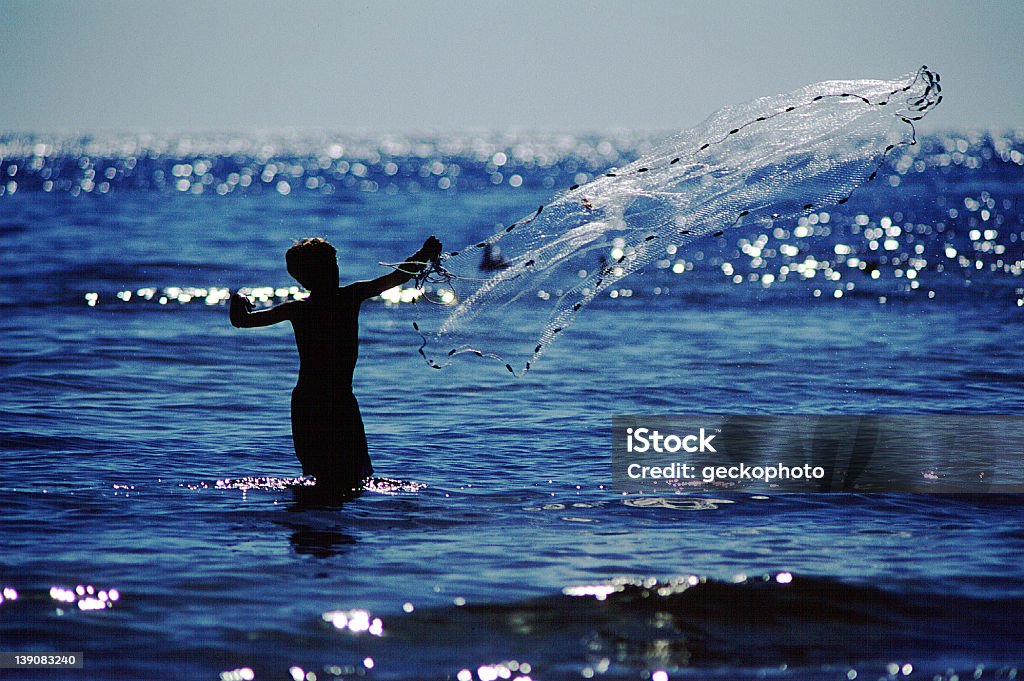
[
  {"left": 562, "top": 584, "right": 622, "bottom": 600},
  {"left": 84, "top": 284, "right": 438, "bottom": 308},
  {"left": 210, "top": 476, "right": 314, "bottom": 491},
  {"left": 78, "top": 174, "right": 1024, "bottom": 311},
  {"left": 379, "top": 285, "right": 423, "bottom": 305},
  {"left": 321, "top": 608, "right": 383, "bottom": 636},
  {"left": 0, "top": 587, "right": 17, "bottom": 605},
  {"left": 49, "top": 584, "right": 119, "bottom": 610},
  {"left": 459, "top": 660, "right": 532, "bottom": 681}
]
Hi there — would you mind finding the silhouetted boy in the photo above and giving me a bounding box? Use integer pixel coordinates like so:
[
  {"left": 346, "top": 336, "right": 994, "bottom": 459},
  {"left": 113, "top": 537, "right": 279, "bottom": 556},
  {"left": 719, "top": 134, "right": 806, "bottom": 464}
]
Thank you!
[{"left": 230, "top": 235, "right": 442, "bottom": 490}]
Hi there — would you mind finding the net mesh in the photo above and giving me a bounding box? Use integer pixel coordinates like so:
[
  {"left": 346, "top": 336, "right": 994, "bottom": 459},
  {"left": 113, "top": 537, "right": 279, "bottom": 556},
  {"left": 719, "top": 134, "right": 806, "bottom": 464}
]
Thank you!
[{"left": 410, "top": 67, "right": 942, "bottom": 375}]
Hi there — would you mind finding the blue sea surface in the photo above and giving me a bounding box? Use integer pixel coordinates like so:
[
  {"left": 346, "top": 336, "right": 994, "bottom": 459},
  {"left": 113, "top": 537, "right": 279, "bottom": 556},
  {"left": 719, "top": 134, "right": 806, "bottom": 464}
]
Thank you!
[{"left": 1, "top": 130, "right": 1023, "bottom": 680}]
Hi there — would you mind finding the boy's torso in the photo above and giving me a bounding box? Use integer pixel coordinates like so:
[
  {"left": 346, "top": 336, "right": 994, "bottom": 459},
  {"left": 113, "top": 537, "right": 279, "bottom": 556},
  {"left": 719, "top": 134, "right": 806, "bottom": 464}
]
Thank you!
[{"left": 290, "top": 286, "right": 363, "bottom": 384}]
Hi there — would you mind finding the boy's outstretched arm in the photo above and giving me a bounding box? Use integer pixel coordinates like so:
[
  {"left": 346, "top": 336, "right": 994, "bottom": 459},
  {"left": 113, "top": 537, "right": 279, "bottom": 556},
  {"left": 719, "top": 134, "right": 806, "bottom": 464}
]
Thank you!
[
  {"left": 349, "top": 236, "right": 442, "bottom": 300},
  {"left": 230, "top": 292, "right": 294, "bottom": 328}
]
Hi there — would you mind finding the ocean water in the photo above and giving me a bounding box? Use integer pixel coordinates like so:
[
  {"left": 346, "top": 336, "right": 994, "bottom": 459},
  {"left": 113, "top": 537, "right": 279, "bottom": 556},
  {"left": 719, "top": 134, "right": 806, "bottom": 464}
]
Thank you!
[{"left": 1, "top": 130, "right": 1023, "bottom": 680}]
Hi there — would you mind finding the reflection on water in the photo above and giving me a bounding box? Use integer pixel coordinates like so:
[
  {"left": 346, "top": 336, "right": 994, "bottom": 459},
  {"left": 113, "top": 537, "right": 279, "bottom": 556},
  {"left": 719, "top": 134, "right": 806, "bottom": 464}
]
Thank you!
[{"left": 288, "top": 529, "right": 356, "bottom": 558}]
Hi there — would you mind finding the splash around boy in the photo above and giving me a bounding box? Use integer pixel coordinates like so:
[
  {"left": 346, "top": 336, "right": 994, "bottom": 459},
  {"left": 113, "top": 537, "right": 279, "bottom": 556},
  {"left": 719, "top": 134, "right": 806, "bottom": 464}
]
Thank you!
[{"left": 230, "top": 235, "right": 442, "bottom": 491}]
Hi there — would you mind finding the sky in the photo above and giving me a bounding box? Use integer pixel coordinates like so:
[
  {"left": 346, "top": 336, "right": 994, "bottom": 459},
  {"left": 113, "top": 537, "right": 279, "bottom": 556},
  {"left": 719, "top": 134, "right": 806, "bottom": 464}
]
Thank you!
[{"left": 2, "top": 0, "right": 1022, "bottom": 133}]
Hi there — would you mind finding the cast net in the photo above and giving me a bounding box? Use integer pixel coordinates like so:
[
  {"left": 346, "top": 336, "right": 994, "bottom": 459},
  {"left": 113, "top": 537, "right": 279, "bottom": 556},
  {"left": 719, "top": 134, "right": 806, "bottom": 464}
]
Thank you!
[{"left": 409, "top": 67, "right": 941, "bottom": 375}]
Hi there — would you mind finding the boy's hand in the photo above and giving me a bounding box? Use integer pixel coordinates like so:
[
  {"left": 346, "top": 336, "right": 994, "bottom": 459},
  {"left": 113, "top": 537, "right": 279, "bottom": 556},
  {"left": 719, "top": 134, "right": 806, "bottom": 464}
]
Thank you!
[
  {"left": 228, "top": 291, "right": 253, "bottom": 328},
  {"left": 421, "top": 235, "right": 442, "bottom": 262},
  {"left": 231, "top": 291, "right": 253, "bottom": 312}
]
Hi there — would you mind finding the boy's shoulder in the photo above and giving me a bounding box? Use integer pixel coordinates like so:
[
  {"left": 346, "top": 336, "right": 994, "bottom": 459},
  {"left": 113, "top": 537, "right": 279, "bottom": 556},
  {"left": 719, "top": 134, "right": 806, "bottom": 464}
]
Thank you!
[
  {"left": 338, "top": 281, "right": 377, "bottom": 302},
  {"left": 293, "top": 286, "right": 365, "bottom": 311}
]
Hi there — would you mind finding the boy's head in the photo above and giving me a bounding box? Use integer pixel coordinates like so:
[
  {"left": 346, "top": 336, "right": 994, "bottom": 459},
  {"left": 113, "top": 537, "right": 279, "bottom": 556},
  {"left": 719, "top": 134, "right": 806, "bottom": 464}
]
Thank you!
[{"left": 286, "top": 238, "right": 339, "bottom": 292}]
